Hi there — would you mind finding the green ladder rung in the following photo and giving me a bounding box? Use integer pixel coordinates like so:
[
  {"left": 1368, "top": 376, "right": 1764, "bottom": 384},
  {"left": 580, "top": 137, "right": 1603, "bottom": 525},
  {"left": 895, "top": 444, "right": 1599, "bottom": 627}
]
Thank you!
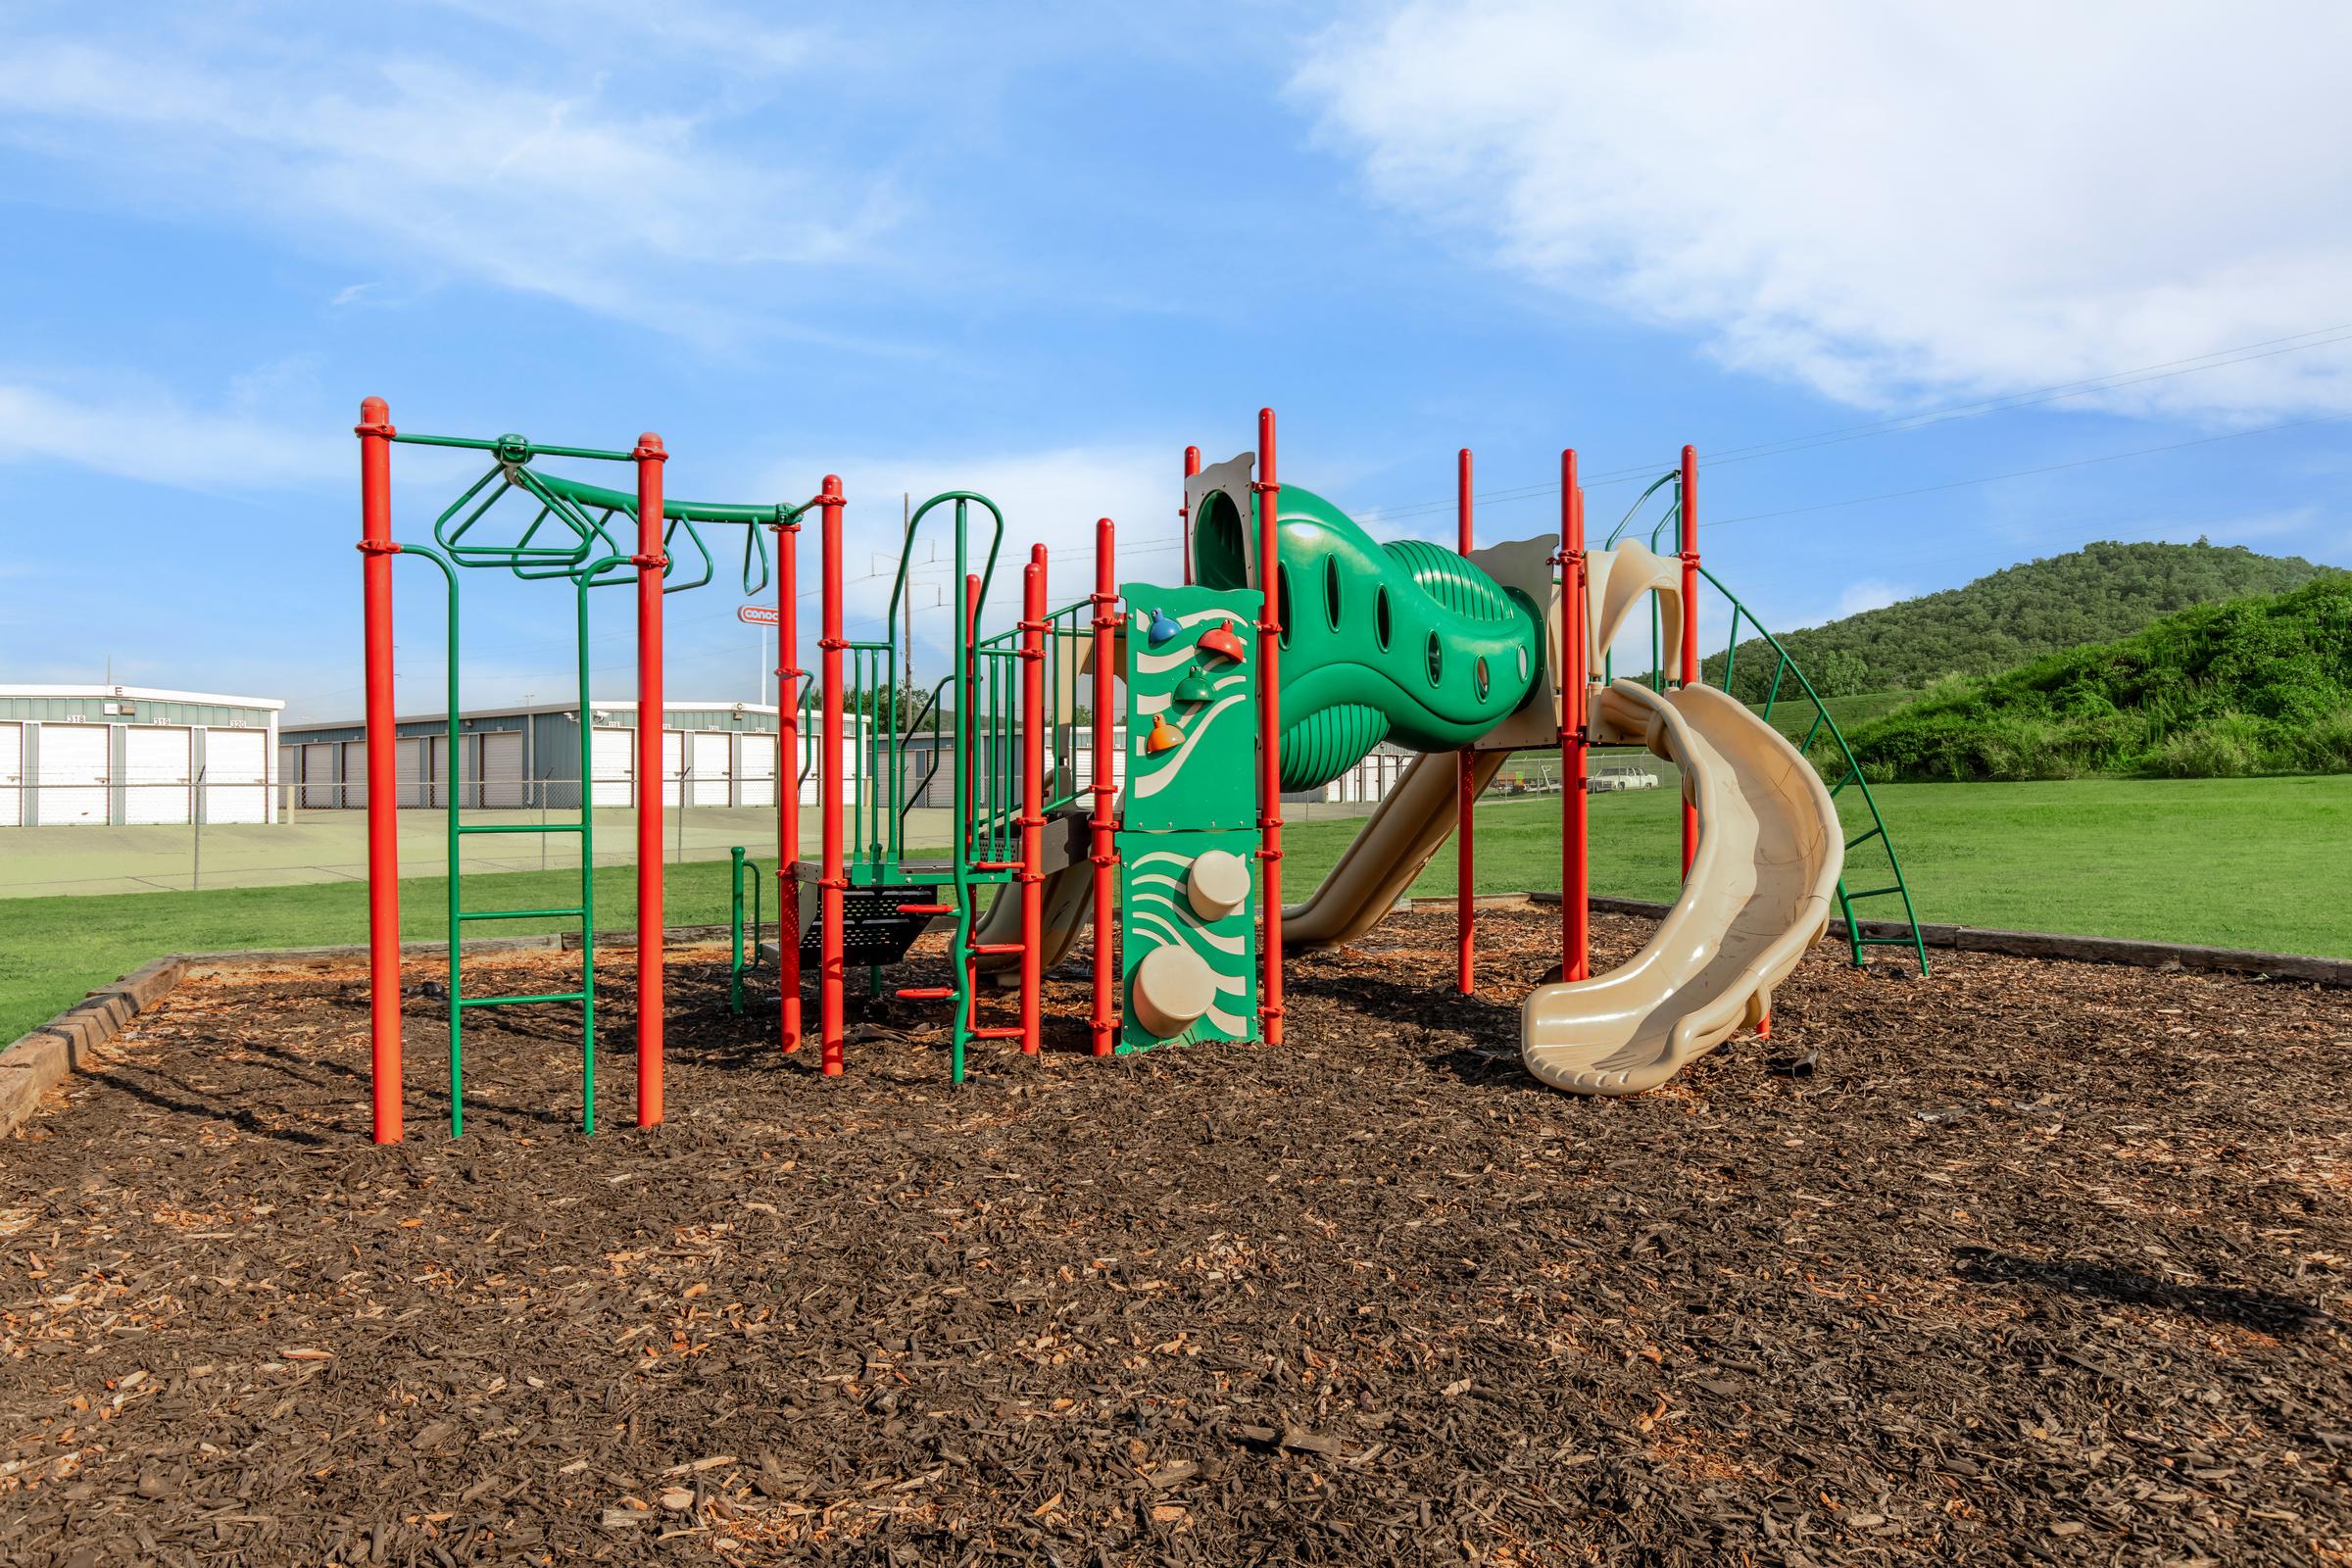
[
  {"left": 1843, "top": 826, "right": 1884, "bottom": 851},
  {"left": 457, "top": 990, "right": 590, "bottom": 1008},
  {"left": 457, "top": 822, "right": 586, "bottom": 836},
  {"left": 1855, "top": 935, "right": 1920, "bottom": 946},
  {"left": 457, "top": 906, "right": 587, "bottom": 922},
  {"left": 1845, "top": 884, "right": 1905, "bottom": 901}
]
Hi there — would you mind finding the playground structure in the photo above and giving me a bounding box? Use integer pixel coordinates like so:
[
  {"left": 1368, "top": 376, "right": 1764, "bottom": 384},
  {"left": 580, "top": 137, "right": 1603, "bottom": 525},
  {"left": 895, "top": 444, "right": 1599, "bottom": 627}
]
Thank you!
[{"left": 355, "top": 403, "right": 1928, "bottom": 1142}]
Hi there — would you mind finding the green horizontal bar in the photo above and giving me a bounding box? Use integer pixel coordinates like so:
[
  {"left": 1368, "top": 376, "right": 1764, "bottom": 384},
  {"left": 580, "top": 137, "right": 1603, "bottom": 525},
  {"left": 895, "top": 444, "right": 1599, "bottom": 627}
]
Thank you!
[
  {"left": 530, "top": 469, "right": 794, "bottom": 526},
  {"left": 1856, "top": 935, "right": 1920, "bottom": 946},
  {"left": 457, "top": 822, "right": 586, "bottom": 835},
  {"left": 1846, "top": 884, "right": 1904, "bottom": 900},
  {"left": 457, "top": 990, "right": 590, "bottom": 1008},
  {"left": 456, "top": 906, "right": 586, "bottom": 921},
  {"left": 1843, "top": 827, "right": 1884, "bottom": 850},
  {"left": 393, "top": 432, "right": 634, "bottom": 462}
]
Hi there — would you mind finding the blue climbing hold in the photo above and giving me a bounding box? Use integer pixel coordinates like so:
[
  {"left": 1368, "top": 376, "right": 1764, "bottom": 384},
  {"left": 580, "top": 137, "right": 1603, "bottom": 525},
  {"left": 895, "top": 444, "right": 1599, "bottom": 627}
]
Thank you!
[{"left": 1146, "top": 607, "right": 1180, "bottom": 647}]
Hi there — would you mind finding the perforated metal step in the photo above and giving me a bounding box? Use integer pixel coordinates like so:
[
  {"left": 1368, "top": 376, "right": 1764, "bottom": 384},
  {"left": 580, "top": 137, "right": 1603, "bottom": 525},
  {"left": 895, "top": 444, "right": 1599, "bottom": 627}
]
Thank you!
[{"left": 791, "top": 883, "right": 944, "bottom": 966}]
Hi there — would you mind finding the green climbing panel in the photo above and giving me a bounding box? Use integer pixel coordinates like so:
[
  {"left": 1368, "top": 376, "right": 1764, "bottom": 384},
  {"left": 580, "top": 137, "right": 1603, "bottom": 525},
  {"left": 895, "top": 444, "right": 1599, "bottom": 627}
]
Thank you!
[
  {"left": 1116, "top": 828, "right": 1259, "bottom": 1054},
  {"left": 1118, "top": 582, "right": 1262, "bottom": 1052},
  {"left": 1119, "top": 584, "right": 1260, "bottom": 833}
]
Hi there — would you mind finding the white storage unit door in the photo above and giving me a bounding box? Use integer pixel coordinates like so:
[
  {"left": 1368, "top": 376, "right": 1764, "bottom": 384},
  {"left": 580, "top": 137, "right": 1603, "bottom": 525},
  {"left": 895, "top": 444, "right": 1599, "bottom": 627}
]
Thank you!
[
  {"left": 0, "top": 722, "right": 20, "bottom": 826},
  {"left": 662, "top": 729, "right": 685, "bottom": 808},
  {"left": 451, "top": 734, "right": 479, "bottom": 808},
  {"left": 736, "top": 734, "right": 775, "bottom": 807},
  {"left": 480, "top": 730, "right": 525, "bottom": 808},
  {"left": 341, "top": 740, "right": 368, "bottom": 808},
  {"left": 397, "top": 737, "right": 428, "bottom": 808},
  {"left": 591, "top": 727, "right": 635, "bottom": 808},
  {"left": 124, "top": 725, "right": 194, "bottom": 825},
  {"left": 690, "top": 731, "right": 731, "bottom": 806},
  {"left": 428, "top": 735, "right": 454, "bottom": 809},
  {"left": 300, "top": 742, "right": 339, "bottom": 808},
  {"left": 206, "top": 728, "right": 269, "bottom": 824},
  {"left": 37, "top": 723, "right": 111, "bottom": 824}
]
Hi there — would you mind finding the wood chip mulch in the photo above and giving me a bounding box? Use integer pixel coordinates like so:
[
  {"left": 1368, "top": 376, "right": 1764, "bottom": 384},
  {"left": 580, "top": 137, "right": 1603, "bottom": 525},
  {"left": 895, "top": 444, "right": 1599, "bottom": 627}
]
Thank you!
[{"left": 1, "top": 905, "right": 2347, "bottom": 1566}]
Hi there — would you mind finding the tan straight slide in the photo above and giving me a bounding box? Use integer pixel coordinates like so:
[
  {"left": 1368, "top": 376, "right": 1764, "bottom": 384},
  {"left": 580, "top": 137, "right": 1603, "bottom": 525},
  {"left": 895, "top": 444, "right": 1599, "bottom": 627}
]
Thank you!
[
  {"left": 1282, "top": 748, "right": 1511, "bottom": 950},
  {"left": 1519, "top": 677, "right": 1842, "bottom": 1096},
  {"left": 973, "top": 748, "right": 1515, "bottom": 977},
  {"left": 971, "top": 858, "right": 1094, "bottom": 983}
]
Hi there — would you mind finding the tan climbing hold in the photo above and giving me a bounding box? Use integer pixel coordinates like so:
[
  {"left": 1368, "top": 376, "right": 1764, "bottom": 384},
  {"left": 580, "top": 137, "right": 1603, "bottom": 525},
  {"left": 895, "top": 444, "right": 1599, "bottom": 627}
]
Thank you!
[
  {"left": 1186, "top": 850, "right": 1251, "bottom": 921},
  {"left": 1131, "top": 944, "right": 1217, "bottom": 1039}
]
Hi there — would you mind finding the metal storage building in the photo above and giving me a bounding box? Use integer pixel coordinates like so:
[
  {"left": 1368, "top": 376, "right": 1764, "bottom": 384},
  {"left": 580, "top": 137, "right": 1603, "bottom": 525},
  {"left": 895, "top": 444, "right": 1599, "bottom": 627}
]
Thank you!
[
  {"left": 277, "top": 700, "right": 847, "bottom": 810},
  {"left": 0, "top": 685, "right": 284, "bottom": 827}
]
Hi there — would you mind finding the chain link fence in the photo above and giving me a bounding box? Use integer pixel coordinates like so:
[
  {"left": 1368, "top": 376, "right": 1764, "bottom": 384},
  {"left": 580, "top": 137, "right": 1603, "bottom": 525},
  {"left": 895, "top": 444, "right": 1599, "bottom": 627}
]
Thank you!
[{"left": 1, "top": 748, "right": 1670, "bottom": 898}]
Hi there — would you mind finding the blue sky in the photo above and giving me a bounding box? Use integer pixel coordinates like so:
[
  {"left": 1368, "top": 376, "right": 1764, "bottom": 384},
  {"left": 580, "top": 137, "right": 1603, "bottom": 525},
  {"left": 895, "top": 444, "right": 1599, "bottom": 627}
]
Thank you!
[{"left": 2, "top": 1, "right": 2348, "bottom": 720}]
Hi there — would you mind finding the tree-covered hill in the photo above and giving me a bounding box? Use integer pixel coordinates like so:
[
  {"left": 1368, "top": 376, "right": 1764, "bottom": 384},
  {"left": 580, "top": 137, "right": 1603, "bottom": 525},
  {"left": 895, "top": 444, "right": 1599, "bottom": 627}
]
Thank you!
[
  {"left": 1708, "top": 540, "right": 2329, "bottom": 700},
  {"left": 1840, "top": 573, "right": 2352, "bottom": 781}
]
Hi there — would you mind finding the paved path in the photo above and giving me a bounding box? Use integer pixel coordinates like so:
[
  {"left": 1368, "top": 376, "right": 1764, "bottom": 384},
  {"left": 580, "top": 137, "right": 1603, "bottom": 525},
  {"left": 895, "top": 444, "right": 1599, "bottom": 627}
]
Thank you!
[
  {"left": 0, "top": 808, "right": 958, "bottom": 898},
  {"left": 3, "top": 796, "right": 1396, "bottom": 899}
]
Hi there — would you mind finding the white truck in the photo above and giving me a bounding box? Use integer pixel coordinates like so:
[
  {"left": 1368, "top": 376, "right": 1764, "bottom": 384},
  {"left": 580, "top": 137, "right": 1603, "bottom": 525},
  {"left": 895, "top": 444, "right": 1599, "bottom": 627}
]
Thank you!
[{"left": 1587, "top": 762, "right": 1661, "bottom": 793}]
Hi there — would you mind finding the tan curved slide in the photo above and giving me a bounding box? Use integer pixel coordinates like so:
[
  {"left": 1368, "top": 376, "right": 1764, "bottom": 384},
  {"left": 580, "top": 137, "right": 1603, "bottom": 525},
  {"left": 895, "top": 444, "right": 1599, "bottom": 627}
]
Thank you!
[{"left": 1520, "top": 676, "right": 1841, "bottom": 1096}]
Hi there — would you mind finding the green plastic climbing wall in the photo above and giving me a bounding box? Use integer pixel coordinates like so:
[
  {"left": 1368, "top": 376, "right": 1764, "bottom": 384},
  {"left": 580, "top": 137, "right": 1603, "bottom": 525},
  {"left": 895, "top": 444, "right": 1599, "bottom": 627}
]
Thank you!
[{"left": 1116, "top": 583, "right": 1261, "bottom": 1053}]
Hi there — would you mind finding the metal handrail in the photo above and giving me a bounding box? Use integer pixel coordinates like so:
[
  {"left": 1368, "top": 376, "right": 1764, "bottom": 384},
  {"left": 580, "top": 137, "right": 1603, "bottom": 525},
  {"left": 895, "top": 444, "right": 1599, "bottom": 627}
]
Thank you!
[{"left": 1697, "top": 564, "right": 1930, "bottom": 973}]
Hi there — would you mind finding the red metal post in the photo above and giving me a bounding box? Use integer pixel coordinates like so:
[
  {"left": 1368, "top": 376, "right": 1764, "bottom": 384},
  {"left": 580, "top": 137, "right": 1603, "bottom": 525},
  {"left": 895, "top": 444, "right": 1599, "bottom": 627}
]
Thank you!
[
  {"left": 357, "top": 398, "right": 402, "bottom": 1144},
  {"left": 1018, "top": 546, "right": 1047, "bottom": 1054},
  {"left": 818, "top": 475, "right": 848, "bottom": 1075},
  {"left": 1088, "top": 517, "right": 1118, "bottom": 1055},
  {"left": 1254, "top": 408, "right": 1284, "bottom": 1047},
  {"left": 633, "top": 434, "right": 668, "bottom": 1126},
  {"left": 775, "top": 512, "right": 802, "bottom": 1053},
  {"left": 1561, "top": 450, "right": 1590, "bottom": 982},
  {"left": 1456, "top": 446, "right": 1475, "bottom": 996},
  {"left": 1679, "top": 444, "right": 1699, "bottom": 879},
  {"left": 1180, "top": 446, "right": 1200, "bottom": 586}
]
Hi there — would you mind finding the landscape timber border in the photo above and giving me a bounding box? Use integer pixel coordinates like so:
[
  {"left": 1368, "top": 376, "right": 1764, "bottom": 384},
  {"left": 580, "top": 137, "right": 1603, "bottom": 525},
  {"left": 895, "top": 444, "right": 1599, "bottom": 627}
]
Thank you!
[
  {"left": 7, "top": 903, "right": 2348, "bottom": 1140},
  {"left": 1516, "top": 892, "right": 2352, "bottom": 987}
]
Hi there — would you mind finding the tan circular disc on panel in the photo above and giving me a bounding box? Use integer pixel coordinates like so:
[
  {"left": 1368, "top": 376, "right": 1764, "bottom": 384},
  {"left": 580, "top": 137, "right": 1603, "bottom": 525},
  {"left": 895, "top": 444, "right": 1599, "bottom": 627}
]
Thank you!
[
  {"left": 1186, "top": 849, "right": 1251, "bottom": 921},
  {"left": 1131, "top": 944, "right": 1217, "bottom": 1039}
]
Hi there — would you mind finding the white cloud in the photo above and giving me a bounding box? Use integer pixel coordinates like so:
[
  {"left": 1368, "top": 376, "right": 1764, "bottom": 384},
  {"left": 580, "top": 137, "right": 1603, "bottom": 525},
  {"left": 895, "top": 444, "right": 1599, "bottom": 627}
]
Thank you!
[
  {"left": 754, "top": 443, "right": 1186, "bottom": 662},
  {"left": 0, "top": 371, "right": 508, "bottom": 494},
  {"left": 1293, "top": 2, "right": 2352, "bottom": 418},
  {"left": 0, "top": 378, "right": 342, "bottom": 490},
  {"left": 0, "top": 26, "right": 888, "bottom": 337}
]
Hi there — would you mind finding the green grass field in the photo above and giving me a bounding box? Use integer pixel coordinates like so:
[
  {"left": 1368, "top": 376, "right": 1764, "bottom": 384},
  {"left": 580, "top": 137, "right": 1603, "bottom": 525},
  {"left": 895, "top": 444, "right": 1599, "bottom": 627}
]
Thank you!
[
  {"left": 4, "top": 774, "right": 2344, "bottom": 1049},
  {"left": 1284, "top": 772, "right": 2350, "bottom": 958}
]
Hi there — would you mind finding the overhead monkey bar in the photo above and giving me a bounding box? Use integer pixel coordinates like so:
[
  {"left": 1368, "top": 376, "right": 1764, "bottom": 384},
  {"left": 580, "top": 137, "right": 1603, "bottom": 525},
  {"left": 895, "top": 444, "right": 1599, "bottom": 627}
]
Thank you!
[{"left": 355, "top": 404, "right": 825, "bottom": 1143}]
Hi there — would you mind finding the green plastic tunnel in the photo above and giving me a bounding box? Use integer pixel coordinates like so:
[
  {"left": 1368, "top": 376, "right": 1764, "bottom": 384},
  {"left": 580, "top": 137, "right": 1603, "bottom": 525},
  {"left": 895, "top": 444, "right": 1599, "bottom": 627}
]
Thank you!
[{"left": 1191, "top": 481, "right": 1544, "bottom": 791}]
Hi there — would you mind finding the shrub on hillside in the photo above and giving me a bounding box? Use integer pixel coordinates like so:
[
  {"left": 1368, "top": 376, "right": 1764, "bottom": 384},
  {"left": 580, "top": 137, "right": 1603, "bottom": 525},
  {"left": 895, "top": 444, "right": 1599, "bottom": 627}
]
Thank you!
[{"left": 1839, "top": 574, "right": 2352, "bottom": 782}]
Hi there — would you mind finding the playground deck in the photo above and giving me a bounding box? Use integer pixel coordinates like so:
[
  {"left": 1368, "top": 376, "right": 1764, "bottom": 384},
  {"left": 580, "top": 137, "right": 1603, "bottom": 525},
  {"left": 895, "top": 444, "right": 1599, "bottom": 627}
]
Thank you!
[{"left": 2, "top": 906, "right": 2344, "bottom": 1564}]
